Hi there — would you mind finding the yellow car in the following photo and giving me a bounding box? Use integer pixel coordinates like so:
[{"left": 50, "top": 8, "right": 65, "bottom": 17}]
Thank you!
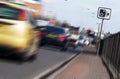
[{"left": 0, "top": 1, "right": 39, "bottom": 60}]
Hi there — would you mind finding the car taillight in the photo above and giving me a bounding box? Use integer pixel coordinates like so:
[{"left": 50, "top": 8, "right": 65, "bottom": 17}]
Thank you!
[
  {"left": 18, "top": 10, "right": 28, "bottom": 20},
  {"left": 57, "top": 35, "right": 66, "bottom": 41},
  {"left": 38, "top": 32, "right": 46, "bottom": 37}
]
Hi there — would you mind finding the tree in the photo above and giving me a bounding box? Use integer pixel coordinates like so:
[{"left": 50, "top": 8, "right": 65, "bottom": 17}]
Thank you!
[
  {"left": 61, "top": 22, "right": 70, "bottom": 28},
  {"left": 55, "top": 21, "right": 62, "bottom": 26}
]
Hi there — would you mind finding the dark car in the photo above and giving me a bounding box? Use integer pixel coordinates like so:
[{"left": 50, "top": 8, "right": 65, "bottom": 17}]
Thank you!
[{"left": 36, "top": 26, "right": 69, "bottom": 51}]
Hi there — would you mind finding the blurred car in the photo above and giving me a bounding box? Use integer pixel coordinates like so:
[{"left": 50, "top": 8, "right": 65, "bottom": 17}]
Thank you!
[
  {"left": 0, "top": 1, "right": 39, "bottom": 60},
  {"left": 78, "top": 35, "right": 90, "bottom": 46},
  {"left": 67, "top": 29, "right": 79, "bottom": 49},
  {"left": 36, "top": 26, "right": 69, "bottom": 51},
  {"left": 35, "top": 16, "right": 50, "bottom": 26},
  {"left": 91, "top": 37, "right": 97, "bottom": 45}
]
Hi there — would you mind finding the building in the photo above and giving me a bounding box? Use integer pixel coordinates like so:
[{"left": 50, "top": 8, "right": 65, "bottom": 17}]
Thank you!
[{"left": 24, "top": 1, "right": 43, "bottom": 19}]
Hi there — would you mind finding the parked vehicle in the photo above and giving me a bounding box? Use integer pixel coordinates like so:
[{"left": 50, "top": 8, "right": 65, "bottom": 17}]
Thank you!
[
  {"left": 0, "top": 1, "right": 39, "bottom": 60},
  {"left": 36, "top": 26, "right": 69, "bottom": 51}
]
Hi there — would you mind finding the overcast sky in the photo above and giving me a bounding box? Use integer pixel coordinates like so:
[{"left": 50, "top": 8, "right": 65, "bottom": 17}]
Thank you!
[{"left": 41, "top": 0, "right": 120, "bottom": 33}]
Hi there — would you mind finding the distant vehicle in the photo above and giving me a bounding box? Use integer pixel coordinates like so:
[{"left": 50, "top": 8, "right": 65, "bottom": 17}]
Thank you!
[
  {"left": 36, "top": 26, "right": 69, "bottom": 51},
  {"left": 67, "top": 26, "right": 79, "bottom": 48},
  {"left": 78, "top": 35, "right": 90, "bottom": 46},
  {"left": 36, "top": 16, "right": 50, "bottom": 26},
  {"left": 0, "top": 1, "right": 39, "bottom": 60}
]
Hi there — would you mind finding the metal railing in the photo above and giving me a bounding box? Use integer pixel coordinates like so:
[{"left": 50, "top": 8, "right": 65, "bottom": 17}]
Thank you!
[{"left": 99, "top": 32, "right": 120, "bottom": 79}]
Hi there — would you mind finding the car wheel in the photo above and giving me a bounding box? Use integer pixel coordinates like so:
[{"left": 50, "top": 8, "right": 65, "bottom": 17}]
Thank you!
[
  {"left": 61, "top": 41, "right": 69, "bottom": 51},
  {"left": 40, "top": 41, "right": 46, "bottom": 46},
  {"left": 39, "top": 38, "right": 46, "bottom": 46},
  {"left": 19, "top": 38, "right": 39, "bottom": 61},
  {"left": 29, "top": 53, "right": 37, "bottom": 61}
]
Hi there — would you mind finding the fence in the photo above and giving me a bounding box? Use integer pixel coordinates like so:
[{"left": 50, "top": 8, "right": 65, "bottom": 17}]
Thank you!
[{"left": 99, "top": 32, "right": 120, "bottom": 79}]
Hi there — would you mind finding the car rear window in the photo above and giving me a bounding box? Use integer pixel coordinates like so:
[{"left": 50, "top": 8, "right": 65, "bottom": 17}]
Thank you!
[{"left": 0, "top": 4, "right": 20, "bottom": 20}]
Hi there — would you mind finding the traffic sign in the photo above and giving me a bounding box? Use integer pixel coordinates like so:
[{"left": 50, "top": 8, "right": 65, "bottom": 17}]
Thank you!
[{"left": 97, "top": 7, "right": 111, "bottom": 20}]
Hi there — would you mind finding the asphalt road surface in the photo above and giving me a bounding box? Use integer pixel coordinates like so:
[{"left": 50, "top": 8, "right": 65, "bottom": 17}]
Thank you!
[{"left": 0, "top": 45, "right": 83, "bottom": 79}]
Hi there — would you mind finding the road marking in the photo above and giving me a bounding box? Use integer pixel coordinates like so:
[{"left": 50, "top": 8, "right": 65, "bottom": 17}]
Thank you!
[{"left": 33, "top": 54, "right": 77, "bottom": 79}]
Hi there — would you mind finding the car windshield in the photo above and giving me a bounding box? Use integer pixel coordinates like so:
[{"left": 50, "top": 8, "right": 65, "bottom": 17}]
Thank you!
[{"left": 0, "top": 4, "right": 20, "bottom": 20}]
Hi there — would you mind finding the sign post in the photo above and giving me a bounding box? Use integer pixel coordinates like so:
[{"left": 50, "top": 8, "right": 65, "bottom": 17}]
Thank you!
[{"left": 96, "top": 7, "right": 111, "bottom": 56}]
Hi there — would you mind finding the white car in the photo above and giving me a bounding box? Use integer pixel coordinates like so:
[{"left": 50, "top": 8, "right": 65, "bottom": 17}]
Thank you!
[
  {"left": 35, "top": 17, "right": 50, "bottom": 26},
  {"left": 79, "top": 36, "right": 90, "bottom": 46},
  {"left": 67, "top": 33, "right": 79, "bottom": 48},
  {"left": 84, "top": 40, "right": 90, "bottom": 45}
]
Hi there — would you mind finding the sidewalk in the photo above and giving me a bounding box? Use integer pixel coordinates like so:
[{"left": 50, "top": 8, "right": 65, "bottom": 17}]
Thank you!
[{"left": 52, "top": 46, "right": 110, "bottom": 79}]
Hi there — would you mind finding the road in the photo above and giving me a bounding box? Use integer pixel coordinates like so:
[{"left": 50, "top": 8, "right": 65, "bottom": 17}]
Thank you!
[{"left": 0, "top": 46, "right": 83, "bottom": 79}]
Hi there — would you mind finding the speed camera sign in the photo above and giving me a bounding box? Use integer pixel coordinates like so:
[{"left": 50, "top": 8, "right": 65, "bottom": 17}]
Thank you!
[{"left": 97, "top": 7, "right": 111, "bottom": 20}]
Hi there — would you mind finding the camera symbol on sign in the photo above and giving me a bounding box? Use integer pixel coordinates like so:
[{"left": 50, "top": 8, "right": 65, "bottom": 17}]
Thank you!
[{"left": 99, "top": 9, "right": 106, "bottom": 17}]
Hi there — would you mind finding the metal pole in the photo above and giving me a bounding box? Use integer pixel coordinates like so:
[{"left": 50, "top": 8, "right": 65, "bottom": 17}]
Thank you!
[
  {"left": 97, "top": 19, "right": 104, "bottom": 56},
  {"left": 96, "top": 23, "right": 101, "bottom": 50},
  {"left": 99, "top": 19, "right": 104, "bottom": 40},
  {"left": 97, "top": 23, "right": 101, "bottom": 42}
]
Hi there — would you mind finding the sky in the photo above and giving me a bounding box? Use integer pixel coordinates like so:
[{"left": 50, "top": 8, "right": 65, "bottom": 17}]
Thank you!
[{"left": 41, "top": 0, "right": 120, "bottom": 33}]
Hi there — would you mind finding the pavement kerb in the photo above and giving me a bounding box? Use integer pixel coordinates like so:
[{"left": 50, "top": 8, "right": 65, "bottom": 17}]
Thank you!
[
  {"left": 47, "top": 53, "right": 80, "bottom": 79},
  {"left": 33, "top": 53, "right": 79, "bottom": 79}
]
